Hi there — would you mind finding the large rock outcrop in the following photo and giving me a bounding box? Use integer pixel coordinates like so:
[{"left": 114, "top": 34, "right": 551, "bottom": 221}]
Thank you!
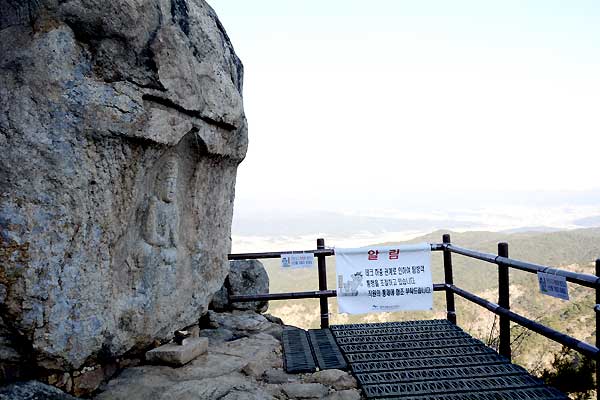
[
  {"left": 0, "top": 0, "right": 247, "bottom": 382},
  {"left": 211, "top": 259, "right": 270, "bottom": 313}
]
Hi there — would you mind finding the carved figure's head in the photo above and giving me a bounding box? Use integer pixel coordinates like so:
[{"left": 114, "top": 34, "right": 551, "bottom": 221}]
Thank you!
[{"left": 160, "top": 158, "right": 178, "bottom": 203}]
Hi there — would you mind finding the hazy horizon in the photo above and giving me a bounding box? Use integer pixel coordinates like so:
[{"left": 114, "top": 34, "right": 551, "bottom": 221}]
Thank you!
[
  {"left": 231, "top": 193, "right": 600, "bottom": 252},
  {"left": 209, "top": 1, "right": 600, "bottom": 252}
]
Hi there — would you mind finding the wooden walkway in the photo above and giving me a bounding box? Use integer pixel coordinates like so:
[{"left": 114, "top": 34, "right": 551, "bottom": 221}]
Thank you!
[{"left": 330, "top": 319, "right": 567, "bottom": 400}]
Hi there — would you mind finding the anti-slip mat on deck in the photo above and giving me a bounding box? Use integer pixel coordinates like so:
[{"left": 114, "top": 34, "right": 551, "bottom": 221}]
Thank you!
[
  {"left": 282, "top": 327, "right": 347, "bottom": 373},
  {"left": 330, "top": 319, "right": 568, "bottom": 400},
  {"left": 308, "top": 328, "right": 347, "bottom": 371},
  {"left": 282, "top": 327, "right": 316, "bottom": 373}
]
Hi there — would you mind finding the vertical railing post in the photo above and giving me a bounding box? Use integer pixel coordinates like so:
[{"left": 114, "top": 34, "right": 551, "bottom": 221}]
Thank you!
[
  {"left": 595, "top": 258, "right": 600, "bottom": 400},
  {"left": 498, "top": 242, "right": 511, "bottom": 360},
  {"left": 442, "top": 234, "right": 457, "bottom": 324},
  {"left": 317, "top": 238, "right": 329, "bottom": 328}
]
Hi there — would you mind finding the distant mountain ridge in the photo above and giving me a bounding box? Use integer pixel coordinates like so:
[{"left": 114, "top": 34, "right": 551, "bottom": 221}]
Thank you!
[
  {"left": 574, "top": 215, "right": 600, "bottom": 228},
  {"left": 233, "top": 210, "right": 481, "bottom": 236},
  {"left": 500, "top": 226, "right": 562, "bottom": 234},
  {"left": 379, "top": 227, "right": 600, "bottom": 269}
]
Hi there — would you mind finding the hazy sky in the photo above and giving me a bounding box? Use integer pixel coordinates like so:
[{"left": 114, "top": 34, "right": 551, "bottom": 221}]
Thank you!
[{"left": 210, "top": 1, "right": 600, "bottom": 216}]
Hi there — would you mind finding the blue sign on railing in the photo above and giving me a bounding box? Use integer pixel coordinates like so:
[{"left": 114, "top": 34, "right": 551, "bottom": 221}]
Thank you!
[{"left": 537, "top": 271, "right": 569, "bottom": 300}]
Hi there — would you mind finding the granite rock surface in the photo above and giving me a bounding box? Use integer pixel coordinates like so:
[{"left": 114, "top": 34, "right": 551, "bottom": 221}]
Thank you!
[
  {"left": 211, "top": 259, "right": 270, "bottom": 313},
  {"left": 0, "top": 380, "right": 81, "bottom": 400},
  {"left": 95, "top": 311, "right": 360, "bottom": 400},
  {"left": 0, "top": 0, "right": 247, "bottom": 383}
]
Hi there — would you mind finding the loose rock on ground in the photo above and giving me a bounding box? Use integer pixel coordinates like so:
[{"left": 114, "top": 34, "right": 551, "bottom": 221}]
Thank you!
[{"left": 95, "top": 311, "right": 361, "bottom": 399}]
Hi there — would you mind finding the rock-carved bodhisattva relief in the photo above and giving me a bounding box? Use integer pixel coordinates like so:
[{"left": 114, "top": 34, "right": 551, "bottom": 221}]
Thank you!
[{"left": 142, "top": 158, "right": 180, "bottom": 267}]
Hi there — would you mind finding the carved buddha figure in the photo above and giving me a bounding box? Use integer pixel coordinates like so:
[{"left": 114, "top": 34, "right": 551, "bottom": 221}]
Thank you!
[{"left": 143, "top": 158, "right": 180, "bottom": 265}]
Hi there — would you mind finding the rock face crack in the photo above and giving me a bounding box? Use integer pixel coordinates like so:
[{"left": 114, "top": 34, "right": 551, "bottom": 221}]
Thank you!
[
  {"left": 142, "top": 94, "right": 237, "bottom": 131},
  {"left": 137, "top": 2, "right": 165, "bottom": 90},
  {"left": 106, "top": 103, "right": 132, "bottom": 114},
  {"left": 170, "top": 0, "right": 190, "bottom": 36}
]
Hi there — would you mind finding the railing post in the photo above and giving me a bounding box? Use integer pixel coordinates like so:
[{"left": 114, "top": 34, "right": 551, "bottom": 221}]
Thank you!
[
  {"left": 442, "top": 234, "right": 457, "bottom": 324},
  {"left": 317, "top": 238, "right": 329, "bottom": 328},
  {"left": 595, "top": 259, "right": 600, "bottom": 400},
  {"left": 498, "top": 242, "right": 511, "bottom": 361}
]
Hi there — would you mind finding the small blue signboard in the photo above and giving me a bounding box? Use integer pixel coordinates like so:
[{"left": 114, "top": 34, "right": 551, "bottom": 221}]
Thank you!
[{"left": 537, "top": 272, "right": 569, "bottom": 300}]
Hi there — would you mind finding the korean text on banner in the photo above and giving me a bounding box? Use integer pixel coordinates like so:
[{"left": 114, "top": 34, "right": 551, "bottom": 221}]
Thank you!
[{"left": 335, "top": 244, "right": 432, "bottom": 314}]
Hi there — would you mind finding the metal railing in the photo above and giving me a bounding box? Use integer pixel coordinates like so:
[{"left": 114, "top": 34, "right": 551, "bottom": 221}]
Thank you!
[
  {"left": 228, "top": 235, "right": 600, "bottom": 396},
  {"left": 228, "top": 239, "right": 335, "bottom": 328}
]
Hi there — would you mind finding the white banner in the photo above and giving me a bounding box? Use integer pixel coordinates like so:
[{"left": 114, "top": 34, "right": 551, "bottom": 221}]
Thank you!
[{"left": 335, "top": 244, "right": 433, "bottom": 314}]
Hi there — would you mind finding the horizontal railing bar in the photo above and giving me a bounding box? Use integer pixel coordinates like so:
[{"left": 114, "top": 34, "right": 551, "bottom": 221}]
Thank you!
[
  {"left": 230, "top": 283, "right": 447, "bottom": 303},
  {"left": 448, "top": 284, "right": 600, "bottom": 359},
  {"left": 445, "top": 244, "right": 600, "bottom": 289},
  {"left": 445, "top": 244, "right": 498, "bottom": 263},
  {"left": 230, "top": 290, "right": 337, "bottom": 302},
  {"left": 228, "top": 248, "right": 334, "bottom": 260},
  {"left": 229, "top": 244, "right": 596, "bottom": 290},
  {"left": 497, "top": 256, "right": 600, "bottom": 289},
  {"left": 229, "top": 243, "right": 445, "bottom": 260}
]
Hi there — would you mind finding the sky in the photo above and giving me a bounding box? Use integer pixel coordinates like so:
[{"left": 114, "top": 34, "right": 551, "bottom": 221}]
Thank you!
[{"left": 210, "top": 1, "right": 600, "bottom": 224}]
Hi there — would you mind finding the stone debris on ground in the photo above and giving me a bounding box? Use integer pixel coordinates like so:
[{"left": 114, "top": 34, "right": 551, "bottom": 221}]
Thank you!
[
  {"left": 0, "top": 380, "right": 80, "bottom": 400},
  {"left": 145, "top": 337, "right": 209, "bottom": 367},
  {"left": 94, "top": 310, "right": 362, "bottom": 399}
]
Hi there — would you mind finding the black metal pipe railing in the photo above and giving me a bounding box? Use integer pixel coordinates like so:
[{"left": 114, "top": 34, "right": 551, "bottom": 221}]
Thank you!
[
  {"left": 442, "top": 234, "right": 457, "bottom": 324},
  {"left": 497, "top": 242, "right": 511, "bottom": 360},
  {"left": 229, "top": 284, "right": 447, "bottom": 304},
  {"left": 227, "top": 237, "right": 600, "bottom": 368},
  {"left": 228, "top": 244, "right": 443, "bottom": 261},
  {"left": 317, "top": 238, "right": 330, "bottom": 328},
  {"left": 596, "top": 259, "right": 600, "bottom": 400},
  {"left": 430, "top": 243, "right": 444, "bottom": 251},
  {"left": 448, "top": 284, "right": 600, "bottom": 360},
  {"left": 444, "top": 244, "right": 498, "bottom": 264},
  {"left": 497, "top": 256, "right": 600, "bottom": 289},
  {"left": 230, "top": 290, "right": 337, "bottom": 302},
  {"left": 228, "top": 248, "right": 334, "bottom": 260},
  {"left": 445, "top": 243, "right": 600, "bottom": 289}
]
